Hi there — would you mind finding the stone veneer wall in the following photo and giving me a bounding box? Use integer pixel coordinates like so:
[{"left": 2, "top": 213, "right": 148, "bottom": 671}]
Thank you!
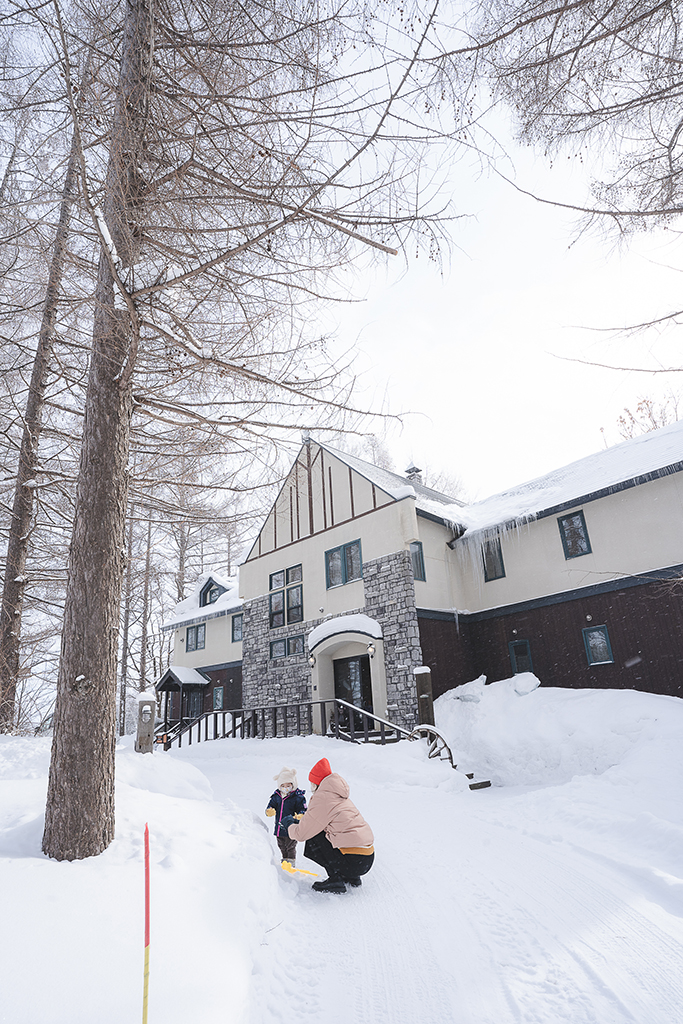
[
  {"left": 241, "top": 549, "right": 423, "bottom": 733},
  {"left": 362, "top": 550, "right": 423, "bottom": 731},
  {"left": 241, "top": 595, "right": 364, "bottom": 713}
]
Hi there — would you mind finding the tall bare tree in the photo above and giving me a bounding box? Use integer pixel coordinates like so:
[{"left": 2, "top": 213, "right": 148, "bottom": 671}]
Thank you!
[{"left": 10, "top": 0, "right": 476, "bottom": 859}]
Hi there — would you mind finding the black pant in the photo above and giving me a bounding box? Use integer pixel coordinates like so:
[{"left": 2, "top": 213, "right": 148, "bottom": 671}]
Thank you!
[{"left": 304, "top": 831, "right": 374, "bottom": 881}]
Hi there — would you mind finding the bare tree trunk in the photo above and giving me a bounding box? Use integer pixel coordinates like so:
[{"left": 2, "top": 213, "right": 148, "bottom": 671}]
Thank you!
[
  {"left": 139, "top": 516, "right": 152, "bottom": 693},
  {"left": 175, "top": 523, "right": 187, "bottom": 602},
  {"left": 43, "top": 0, "right": 154, "bottom": 860},
  {"left": 0, "top": 131, "right": 79, "bottom": 731},
  {"left": 118, "top": 507, "right": 135, "bottom": 735}
]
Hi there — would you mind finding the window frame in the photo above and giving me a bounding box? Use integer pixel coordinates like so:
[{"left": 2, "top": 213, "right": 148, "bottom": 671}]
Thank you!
[
  {"left": 231, "top": 613, "right": 243, "bottom": 642},
  {"left": 286, "top": 564, "right": 303, "bottom": 585},
  {"left": 286, "top": 584, "right": 303, "bottom": 624},
  {"left": 186, "top": 623, "right": 206, "bottom": 652},
  {"left": 270, "top": 638, "right": 286, "bottom": 659},
  {"left": 213, "top": 686, "right": 224, "bottom": 711},
  {"left": 483, "top": 536, "right": 506, "bottom": 582},
  {"left": 269, "top": 566, "right": 304, "bottom": 628},
  {"left": 269, "top": 590, "right": 285, "bottom": 629},
  {"left": 325, "top": 539, "right": 363, "bottom": 588},
  {"left": 287, "top": 635, "right": 304, "bottom": 656},
  {"left": 409, "top": 541, "right": 426, "bottom": 582},
  {"left": 558, "top": 510, "right": 592, "bottom": 560},
  {"left": 269, "top": 635, "right": 305, "bottom": 659},
  {"left": 508, "top": 639, "right": 533, "bottom": 674},
  {"left": 269, "top": 569, "right": 285, "bottom": 591},
  {"left": 200, "top": 579, "right": 225, "bottom": 607},
  {"left": 582, "top": 624, "right": 614, "bottom": 666}
]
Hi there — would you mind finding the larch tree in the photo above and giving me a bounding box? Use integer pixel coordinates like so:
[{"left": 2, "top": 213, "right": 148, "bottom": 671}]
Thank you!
[
  {"left": 448, "top": 0, "right": 683, "bottom": 236},
  {"left": 26, "top": 0, "right": 477, "bottom": 860}
]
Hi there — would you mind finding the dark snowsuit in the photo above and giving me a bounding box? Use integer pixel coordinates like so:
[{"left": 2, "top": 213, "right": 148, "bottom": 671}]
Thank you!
[{"left": 266, "top": 788, "right": 307, "bottom": 862}]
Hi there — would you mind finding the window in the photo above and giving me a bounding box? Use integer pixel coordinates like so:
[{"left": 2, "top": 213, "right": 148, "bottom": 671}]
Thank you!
[
  {"left": 200, "top": 580, "right": 225, "bottom": 606},
  {"left": 268, "top": 565, "right": 304, "bottom": 628},
  {"left": 558, "top": 510, "right": 592, "bottom": 559},
  {"left": 186, "top": 623, "right": 205, "bottom": 652},
  {"left": 410, "top": 541, "right": 426, "bottom": 582},
  {"left": 269, "top": 635, "right": 304, "bottom": 659},
  {"left": 583, "top": 625, "right": 614, "bottom": 665},
  {"left": 287, "top": 585, "right": 303, "bottom": 623},
  {"left": 231, "top": 613, "right": 243, "bottom": 642},
  {"left": 270, "top": 638, "right": 286, "bottom": 659},
  {"left": 325, "top": 540, "right": 362, "bottom": 588},
  {"left": 286, "top": 564, "right": 303, "bottom": 585},
  {"left": 270, "top": 569, "right": 285, "bottom": 590},
  {"left": 509, "top": 639, "right": 532, "bottom": 674},
  {"left": 213, "top": 686, "right": 224, "bottom": 711},
  {"left": 483, "top": 537, "right": 505, "bottom": 581},
  {"left": 287, "top": 635, "right": 304, "bottom": 656},
  {"left": 269, "top": 590, "right": 285, "bottom": 629}
]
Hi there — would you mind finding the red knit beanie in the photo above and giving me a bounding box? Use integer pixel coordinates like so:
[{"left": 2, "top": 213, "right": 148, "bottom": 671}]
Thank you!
[{"left": 309, "top": 757, "right": 332, "bottom": 786}]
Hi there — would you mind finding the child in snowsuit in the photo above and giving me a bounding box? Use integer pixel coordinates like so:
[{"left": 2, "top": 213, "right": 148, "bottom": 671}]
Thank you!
[{"left": 265, "top": 767, "right": 307, "bottom": 866}]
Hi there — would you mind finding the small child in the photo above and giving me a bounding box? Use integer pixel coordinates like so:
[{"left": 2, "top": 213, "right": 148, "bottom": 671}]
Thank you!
[{"left": 265, "top": 767, "right": 307, "bottom": 866}]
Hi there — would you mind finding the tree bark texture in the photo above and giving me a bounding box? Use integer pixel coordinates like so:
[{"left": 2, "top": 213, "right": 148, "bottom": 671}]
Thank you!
[
  {"left": 42, "top": 0, "right": 154, "bottom": 860},
  {"left": 0, "top": 134, "right": 79, "bottom": 731}
]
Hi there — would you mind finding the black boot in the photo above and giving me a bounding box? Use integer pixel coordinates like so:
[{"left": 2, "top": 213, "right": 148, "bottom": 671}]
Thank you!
[
  {"left": 312, "top": 877, "right": 347, "bottom": 893},
  {"left": 346, "top": 876, "right": 362, "bottom": 887}
]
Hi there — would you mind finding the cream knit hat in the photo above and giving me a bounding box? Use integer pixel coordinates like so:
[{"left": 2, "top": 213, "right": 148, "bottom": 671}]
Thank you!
[{"left": 274, "top": 767, "right": 298, "bottom": 789}]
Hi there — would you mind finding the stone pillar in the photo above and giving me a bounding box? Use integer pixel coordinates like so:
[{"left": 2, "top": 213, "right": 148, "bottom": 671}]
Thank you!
[
  {"left": 135, "top": 692, "right": 157, "bottom": 753},
  {"left": 363, "top": 549, "right": 424, "bottom": 731}
]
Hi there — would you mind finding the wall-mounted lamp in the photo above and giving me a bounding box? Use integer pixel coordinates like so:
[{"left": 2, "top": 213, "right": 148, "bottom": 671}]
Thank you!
[
  {"left": 367, "top": 643, "right": 376, "bottom": 658},
  {"left": 308, "top": 654, "right": 316, "bottom": 668}
]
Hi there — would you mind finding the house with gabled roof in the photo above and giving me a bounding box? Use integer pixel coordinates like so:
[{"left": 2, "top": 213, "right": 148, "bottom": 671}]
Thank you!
[
  {"left": 160, "top": 423, "right": 683, "bottom": 732},
  {"left": 158, "top": 572, "right": 243, "bottom": 729},
  {"left": 237, "top": 439, "right": 466, "bottom": 729}
]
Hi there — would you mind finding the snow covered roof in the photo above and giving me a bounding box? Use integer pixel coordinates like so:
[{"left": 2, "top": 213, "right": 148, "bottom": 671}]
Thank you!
[
  {"left": 308, "top": 613, "right": 383, "bottom": 651},
  {"left": 319, "top": 442, "right": 464, "bottom": 513},
  {"left": 420, "top": 418, "right": 683, "bottom": 536},
  {"left": 156, "top": 666, "right": 210, "bottom": 691},
  {"left": 162, "top": 572, "right": 241, "bottom": 631}
]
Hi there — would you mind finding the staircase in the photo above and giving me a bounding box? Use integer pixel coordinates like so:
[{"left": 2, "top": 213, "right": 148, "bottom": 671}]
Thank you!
[{"left": 156, "top": 697, "right": 491, "bottom": 790}]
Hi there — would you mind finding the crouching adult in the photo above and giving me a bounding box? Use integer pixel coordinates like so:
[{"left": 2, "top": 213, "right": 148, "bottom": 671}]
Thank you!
[{"left": 280, "top": 757, "right": 374, "bottom": 893}]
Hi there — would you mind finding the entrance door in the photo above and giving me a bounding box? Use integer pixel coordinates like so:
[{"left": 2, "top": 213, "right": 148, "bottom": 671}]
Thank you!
[{"left": 333, "top": 655, "right": 373, "bottom": 729}]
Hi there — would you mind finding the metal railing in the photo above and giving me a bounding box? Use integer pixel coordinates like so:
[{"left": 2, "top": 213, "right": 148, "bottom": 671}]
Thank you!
[
  {"left": 158, "top": 697, "right": 411, "bottom": 750},
  {"left": 156, "top": 698, "right": 491, "bottom": 790}
]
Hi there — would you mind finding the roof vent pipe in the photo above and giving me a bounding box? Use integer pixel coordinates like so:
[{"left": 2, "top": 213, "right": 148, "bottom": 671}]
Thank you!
[{"left": 405, "top": 464, "right": 422, "bottom": 484}]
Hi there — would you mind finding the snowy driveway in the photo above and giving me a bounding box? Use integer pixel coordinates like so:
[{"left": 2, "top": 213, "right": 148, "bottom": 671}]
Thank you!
[
  {"left": 2, "top": 684, "right": 682, "bottom": 1024},
  {"left": 180, "top": 729, "right": 683, "bottom": 1024}
]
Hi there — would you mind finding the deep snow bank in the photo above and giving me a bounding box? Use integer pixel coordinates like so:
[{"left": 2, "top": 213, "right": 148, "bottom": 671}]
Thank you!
[{"left": 435, "top": 675, "right": 683, "bottom": 789}]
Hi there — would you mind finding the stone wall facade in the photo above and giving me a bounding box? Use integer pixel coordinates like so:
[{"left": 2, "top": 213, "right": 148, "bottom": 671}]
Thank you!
[
  {"left": 362, "top": 550, "right": 423, "bottom": 731},
  {"left": 241, "top": 549, "right": 423, "bottom": 734}
]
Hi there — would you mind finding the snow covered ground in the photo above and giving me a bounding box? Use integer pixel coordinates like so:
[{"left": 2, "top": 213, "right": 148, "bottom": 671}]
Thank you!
[{"left": 2, "top": 680, "right": 683, "bottom": 1024}]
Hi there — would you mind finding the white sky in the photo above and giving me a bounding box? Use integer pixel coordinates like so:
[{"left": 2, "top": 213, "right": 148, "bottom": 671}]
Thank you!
[{"left": 331, "top": 143, "right": 683, "bottom": 502}]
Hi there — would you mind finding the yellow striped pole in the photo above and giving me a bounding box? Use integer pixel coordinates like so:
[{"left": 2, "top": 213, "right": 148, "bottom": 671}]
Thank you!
[{"left": 143, "top": 823, "right": 150, "bottom": 1024}]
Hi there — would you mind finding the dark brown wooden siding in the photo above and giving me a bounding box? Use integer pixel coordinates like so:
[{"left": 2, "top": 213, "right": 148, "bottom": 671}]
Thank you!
[
  {"left": 202, "top": 666, "right": 243, "bottom": 712},
  {"left": 418, "top": 578, "right": 683, "bottom": 699}
]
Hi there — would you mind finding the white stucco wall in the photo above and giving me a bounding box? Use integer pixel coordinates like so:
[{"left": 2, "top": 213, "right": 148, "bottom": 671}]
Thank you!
[
  {"left": 413, "top": 515, "right": 460, "bottom": 610},
  {"left": 239, "top": 498, "right": 420, "bottom": 616},
  {"left": 171, "top": 611, "right": 243, "bottom": 668},
  {"left": 451, "top": 472, "right": 683, "bottom": 612}
]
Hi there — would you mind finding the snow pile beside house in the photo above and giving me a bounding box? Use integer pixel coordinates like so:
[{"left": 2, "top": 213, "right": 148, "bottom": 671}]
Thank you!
[{"left": 435, "top": 675, "right": 683, "bottom": 789}]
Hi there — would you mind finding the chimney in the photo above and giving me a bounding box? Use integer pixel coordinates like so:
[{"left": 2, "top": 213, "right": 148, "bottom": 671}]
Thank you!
[{"left": 405, "top": 463, "right": 422, "bottom": 484}]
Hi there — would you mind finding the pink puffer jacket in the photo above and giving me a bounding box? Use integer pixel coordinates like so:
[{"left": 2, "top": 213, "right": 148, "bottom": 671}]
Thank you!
[{"left": 287, "top": 773, "right": 374, "bottom": 849}]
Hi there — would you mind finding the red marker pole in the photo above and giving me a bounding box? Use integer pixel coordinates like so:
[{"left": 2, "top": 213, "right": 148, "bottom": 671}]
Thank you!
[{"left": 143, "top": 823, "right": 150, "bottom": 1024}]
